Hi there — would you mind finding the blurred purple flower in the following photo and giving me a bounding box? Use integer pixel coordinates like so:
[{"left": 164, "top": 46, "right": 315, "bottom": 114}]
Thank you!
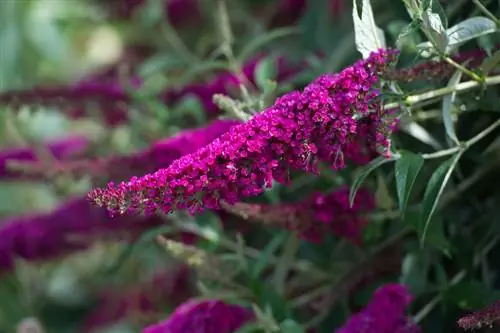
[
  {"left": 336, "top": 283, "right": 419, "bottom": 333},
  {"left": 142, "top": 299, "right": 253, "bottom": 333},
  {"left": 0, "top": 136, "right": 89, "bottom": 180},
  {"left": 0, "top": 197, "right": 170, "bottom": 272}
]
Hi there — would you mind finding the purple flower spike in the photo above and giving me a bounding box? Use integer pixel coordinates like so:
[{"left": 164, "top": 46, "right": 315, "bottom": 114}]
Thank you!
[
  {"left": 142, "top": 299, "right": 253, "bottom": 333},
  {"left": 89, "top": 49, "right": 396, "bottom": 217}
]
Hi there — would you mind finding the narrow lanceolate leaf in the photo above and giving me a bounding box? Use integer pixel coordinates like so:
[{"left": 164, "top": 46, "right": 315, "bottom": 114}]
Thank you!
[
  {"left": 395, "top": 151, "right": 424, "bottom": 215},
  {"left": 420, "top": 153, "right": 463, "bottom": 247},
  {"left": 421, "top": 8, "right": 449, "bottom": 53},
  {"left": 352, "top": 0, "right": 386, "bottom": 59},
  {"left": 481, "top": 49, "right": 500, "bottom": 76},
  {"left": 418, "top": 16, "right": 497, "bottom": 54},
  {"left": 442, "top": 69, "right": 463, "bottom": 145},
  {"left": 350, "top": 155, "right": 395, "bottom": 207},
  {"left": 446, "top": 17, "right": 497, "bottom": 52}
]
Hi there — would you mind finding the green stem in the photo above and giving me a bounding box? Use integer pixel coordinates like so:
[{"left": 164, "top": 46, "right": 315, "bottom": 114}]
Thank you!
[
  {"left": 472, "top": 0, "right": 500, "bottom": 26},
  {"left": 272, "top": 234, "right": 301, "bottom": 295},
  {"left": 443, "top": 56, "right": 483, "bottom": 83},
  {"left": 171, "top": 217, "right": 327, "bottom": 278},
  {"left": 383, "top": 74, "right": 500, "bottom": 110},
  {"left": 421, "top": 118, "right": 500, "bottom": 159}
]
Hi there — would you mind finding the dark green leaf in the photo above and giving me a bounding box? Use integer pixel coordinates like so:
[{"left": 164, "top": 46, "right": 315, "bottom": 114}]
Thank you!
[
  {"left": 400, "top": 251, "right": 430, "bottom": 296},
  {"left": 443, "top": 279, "right": 500, "bottom": 309},
  {"left": 395, "top": 151, "right": 424, "bottom": 215},
  {"left": 442, "top": 69, "right": 462, "bottom": 144},
  {"left": 420, "top": 153, "right": 462, "bottom": 247},
  {"left": 104, "top": 224, "right": 176, "bottom": 276},
  {"left": 251, "top": 231, "right": 288, "bottom": 279},
  {"left": 350, "top": 156, "right": 395, "bottom": 207}
]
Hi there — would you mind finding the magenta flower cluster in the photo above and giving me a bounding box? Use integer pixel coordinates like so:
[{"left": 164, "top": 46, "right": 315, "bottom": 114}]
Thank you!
[
  {"left": 336, "top": 283, "right": 419, "bottom": 333},
  {"left": 142, "top": 299, "right": 253, "bottom": 333},
  {"left": 222, "top": 186, "right": 375, "bottom": 244},
  {"left": 88, "top": 49, "right": 396, "bottom": 216}
]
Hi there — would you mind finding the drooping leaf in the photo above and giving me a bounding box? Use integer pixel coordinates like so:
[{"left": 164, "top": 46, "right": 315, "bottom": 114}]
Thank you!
[
  {"left": 442, "top": 69, "right": 463, "bottom": 145},
  {"left": 352, "top": 0, "right": 386, "bottom": 58},
  {"left": 349, "top": 155, "right": 395, "bottom": 207},
  {"left": 395, "top": 150, "right": 424, "bottom": 215},
  {"left": 420, "top": 153, "right": 462, "bottom": 247}
]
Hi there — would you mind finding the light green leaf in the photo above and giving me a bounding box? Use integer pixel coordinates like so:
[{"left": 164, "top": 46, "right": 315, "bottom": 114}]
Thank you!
[
  {"left": 446, "top": 17, "right": 497, "bottom": 51},
  {"left": 481, "top": 49, "right": 500, "bottom": 76},
  {"left": 420, "top": 153, "right": 462, "bottom": 247},
  {"left": 352, "top": 0, "right": 386, "bottom": 59},
  {"left": 395, "top": 151, "right": 424, "bottom": 215},
  {"left": 442, "top": 69, "right": 463, "bottom": 145},
  {"left": 280, "top": 319, "right": 306, "bottom": 333},
  {"left": 422, "top": 8, "right": 449, "bottom": 53},
  {"left": 418, "top": 16, "right": 497, "bottom": 54},
  {"left": 255, "top": 56, "right": 277, "bottom": 93},
  {"left": 350, "top": 155, "right": 395, "bottom": 207}
]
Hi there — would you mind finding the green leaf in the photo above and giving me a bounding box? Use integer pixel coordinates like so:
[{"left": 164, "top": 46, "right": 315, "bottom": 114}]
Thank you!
[
  {"left": 280, "top": 319, "right": 306, "bottom": 333},
  {"left": 251, "top": 231, "right": 288, "bottom": 279},
  {"left": 352, "top": 0, "right": 386, "bottom": 58},
  {"left": 400, "top": 251, "right": 430, "bottom": 296},
  {"left": 173, "top": 95, "right": 207, "bottom": 125},
  {"left": 480, "top": 49, "right": 500, "bottom": 76},
  {"left": 446, "top": 17, "right": 497, "bottom": 52},
  {"left": 350, "top": 156, "right": 395, "bottom": 207},
  {"left": 233, "top": 322, "right": 263, "bottom": 333},
  {"left": 444, "top": 279, "right": 500, "bottom": 309},
  {"left": 442, "top": 69, "right": 463, "bottom": 145},
  {"left": 395, "top": 151, "right": 424, "bottom": 215},
  {"left": 420, "top": 153, "right": 462, "bottom": 247},
  {"left": 237, "top": 27, "right": 300, "bottom": 64},
  {"left": 104, "top": 224, "right": 177, "bottom": 276},
  {"left": 418, "top": 16, "right": 498, "bottom": 54},
  {"left": 255, "top": 56, "right": 277, "bottom": 93},
  {"left": 421, "top": 8, "right": 449, "bottom": 53}
]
